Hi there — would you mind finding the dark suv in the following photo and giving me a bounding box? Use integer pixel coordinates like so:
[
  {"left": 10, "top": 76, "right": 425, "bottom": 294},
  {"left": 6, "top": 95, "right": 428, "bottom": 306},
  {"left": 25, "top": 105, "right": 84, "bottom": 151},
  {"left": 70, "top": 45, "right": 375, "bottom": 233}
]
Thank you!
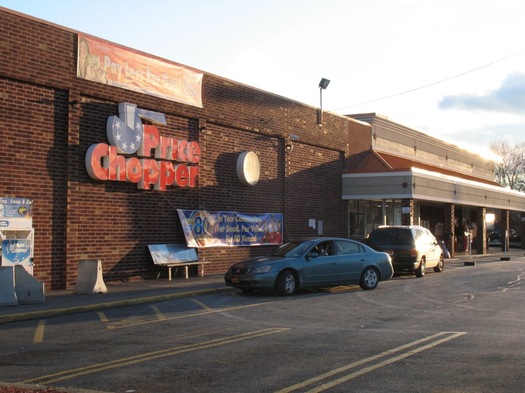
[{"left": 366, "top": 226, "right": 444, "bottom": 277}]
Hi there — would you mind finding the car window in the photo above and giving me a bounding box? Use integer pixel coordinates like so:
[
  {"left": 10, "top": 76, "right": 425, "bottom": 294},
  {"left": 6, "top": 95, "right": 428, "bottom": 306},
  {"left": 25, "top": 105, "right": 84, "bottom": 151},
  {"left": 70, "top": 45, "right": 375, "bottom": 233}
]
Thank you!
[
  {"left": 271, "top": 240, "right": 315, "bottom": 257},
  {"left": 336, "top": 240, "right": 364, "bottom": 255},
  {"left": 413, "top": 228, "right": 425, "bottom": 241},
  {"left": 369, "top": 228, "right": 413, "bottom": 245},
  {"left": 311, "top": 241, "right": 334, "bottom": 256}
]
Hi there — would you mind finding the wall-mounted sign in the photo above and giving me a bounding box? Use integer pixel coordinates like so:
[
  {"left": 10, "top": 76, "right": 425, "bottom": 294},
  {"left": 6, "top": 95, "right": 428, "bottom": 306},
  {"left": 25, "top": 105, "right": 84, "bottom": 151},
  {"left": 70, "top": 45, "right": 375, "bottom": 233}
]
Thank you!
[
  {"left": 1, "top": 239, "right": 33, "bottom": 274},
  {"left": 237, "top": 151, "right": 260, "bottom": 186},
  {"left": 85, "top": 103, "right": 200, "bottom": 191},
  {"left": 178, "top": 209, "right": 283, "bottom": 247},
  {"left": 0, "top": 198, "right": 33, "bottom": 229},
  {"left": 77, "top": 34, "right": 203, "bottom": 108}
]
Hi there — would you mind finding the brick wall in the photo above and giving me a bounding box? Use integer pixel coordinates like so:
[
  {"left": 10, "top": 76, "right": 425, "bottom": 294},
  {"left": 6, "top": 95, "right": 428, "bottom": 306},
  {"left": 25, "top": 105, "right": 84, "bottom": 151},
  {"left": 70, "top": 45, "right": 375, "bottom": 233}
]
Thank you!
[{"left": 0, "top": 8, "right": 352, "bottom": 289}]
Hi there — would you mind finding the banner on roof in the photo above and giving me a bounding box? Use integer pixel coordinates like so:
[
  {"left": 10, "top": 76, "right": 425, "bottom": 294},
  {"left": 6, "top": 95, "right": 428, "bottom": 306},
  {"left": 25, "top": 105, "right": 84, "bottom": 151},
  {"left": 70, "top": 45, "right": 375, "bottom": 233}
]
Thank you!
[
  {"left": 77, "top": 34, "right": 203, "bottom": 107},
  {"left": 177, "top": 209, "right": 283, "bottom": 248}
]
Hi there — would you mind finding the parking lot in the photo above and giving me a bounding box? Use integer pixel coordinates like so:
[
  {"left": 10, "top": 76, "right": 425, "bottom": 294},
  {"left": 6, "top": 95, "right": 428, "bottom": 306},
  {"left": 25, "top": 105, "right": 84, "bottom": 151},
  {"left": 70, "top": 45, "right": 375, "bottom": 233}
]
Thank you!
[{"left": 1, "top": 251, "right": 524, "bottom": 392}]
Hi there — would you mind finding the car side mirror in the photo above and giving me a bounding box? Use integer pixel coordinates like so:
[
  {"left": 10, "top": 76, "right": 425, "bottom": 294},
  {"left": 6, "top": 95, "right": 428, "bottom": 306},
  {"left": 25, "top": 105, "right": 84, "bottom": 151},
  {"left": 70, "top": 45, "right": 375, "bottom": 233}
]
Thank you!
[{"left": 307, "top": 252, "right": 319, "bottom": 259}]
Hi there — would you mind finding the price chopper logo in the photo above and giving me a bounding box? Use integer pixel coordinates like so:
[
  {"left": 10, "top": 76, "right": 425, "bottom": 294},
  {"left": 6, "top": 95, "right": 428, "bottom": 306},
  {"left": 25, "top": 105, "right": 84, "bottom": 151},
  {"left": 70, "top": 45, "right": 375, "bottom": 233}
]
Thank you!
[{"left": 85, "top": 102, "right": 200, "bottom": 191}]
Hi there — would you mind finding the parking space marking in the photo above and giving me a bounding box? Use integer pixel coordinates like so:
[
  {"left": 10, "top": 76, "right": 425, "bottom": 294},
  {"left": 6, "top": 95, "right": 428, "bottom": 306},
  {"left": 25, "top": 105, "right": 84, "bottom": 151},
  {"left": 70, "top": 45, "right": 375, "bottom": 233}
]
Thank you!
[
  {"left": 277, "top": 331, "right": 466, "bottom": 393},
  {"left": 191, "top": 298, "right": 213, "bottom": 311},
  {"left": 102, "top": 301, "right": 273, "bottom": 329},
  {"left": 150, "top": 304, "right": 166, "bottom": 320},
  {"left": 22, "top": 327, "right": 291, "bottom": 385},
  {"left": 33, "top": 320, "right": 45, "bottom": 344},
  {"left": 97, "top": 311, "right": 109, "bottom": 323}
]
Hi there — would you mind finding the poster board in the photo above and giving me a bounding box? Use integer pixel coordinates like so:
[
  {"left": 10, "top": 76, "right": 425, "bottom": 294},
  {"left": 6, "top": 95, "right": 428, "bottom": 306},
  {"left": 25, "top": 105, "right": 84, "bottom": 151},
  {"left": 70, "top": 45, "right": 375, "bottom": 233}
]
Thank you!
[{"left": 148, "top": 244, "right": 198, "bottom": 266}]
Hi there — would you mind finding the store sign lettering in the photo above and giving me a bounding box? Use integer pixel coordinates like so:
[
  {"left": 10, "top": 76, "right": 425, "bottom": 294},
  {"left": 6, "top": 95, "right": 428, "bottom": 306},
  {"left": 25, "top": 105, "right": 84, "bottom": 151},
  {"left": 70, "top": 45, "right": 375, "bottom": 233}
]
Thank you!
[{"left": 85, "top": 103, "right": 200, "bottom": 190}]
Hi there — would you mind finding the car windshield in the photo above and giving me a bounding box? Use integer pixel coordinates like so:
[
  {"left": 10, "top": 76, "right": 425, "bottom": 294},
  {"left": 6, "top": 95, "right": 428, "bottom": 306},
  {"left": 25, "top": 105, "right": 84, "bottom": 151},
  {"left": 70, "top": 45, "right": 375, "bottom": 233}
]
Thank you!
[{"left": 271, "top": 240, "right": 316, "bottom": 257}]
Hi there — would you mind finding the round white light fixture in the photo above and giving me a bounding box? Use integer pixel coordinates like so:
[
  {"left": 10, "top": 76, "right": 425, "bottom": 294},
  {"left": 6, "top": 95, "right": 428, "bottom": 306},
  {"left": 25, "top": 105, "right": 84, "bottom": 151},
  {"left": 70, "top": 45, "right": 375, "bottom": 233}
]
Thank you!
[{"left": 237, "top": 151, "right": 260, "bottom": 186}]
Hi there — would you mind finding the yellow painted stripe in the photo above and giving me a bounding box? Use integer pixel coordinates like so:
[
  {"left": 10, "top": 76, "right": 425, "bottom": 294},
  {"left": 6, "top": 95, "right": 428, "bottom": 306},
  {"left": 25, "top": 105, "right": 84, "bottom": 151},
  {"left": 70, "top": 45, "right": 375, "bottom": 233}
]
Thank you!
[
  {"left": 33, "top": 320, "right": 45, "bottom": 344},
  {"left": 23, "top": 327, "right": 291, "bottom": 385},
  {"left": 278, "top": 331, "right": 466, "bottom": 393},
  {"left": 191, "top": 298, "right": 213, "bottom": 311},
  {"left": 97, "top": 311, "right": 109, "bottom": 323},
  {"left": 108, "top": 301, "right": 272, "bottom": 329},
  {"left": 150, "top": 305, "right": 166, "bottom": 320}
]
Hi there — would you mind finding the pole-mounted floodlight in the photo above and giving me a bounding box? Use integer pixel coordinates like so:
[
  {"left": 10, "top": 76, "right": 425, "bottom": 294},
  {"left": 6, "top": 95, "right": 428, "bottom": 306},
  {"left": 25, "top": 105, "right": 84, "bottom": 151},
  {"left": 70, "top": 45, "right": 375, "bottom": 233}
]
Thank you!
[
  {"left": 319, "top": 78, "right": 330, "bottom": 90},
  {"left": 318, "top": 78, "right": 330, "bottom": 125}
]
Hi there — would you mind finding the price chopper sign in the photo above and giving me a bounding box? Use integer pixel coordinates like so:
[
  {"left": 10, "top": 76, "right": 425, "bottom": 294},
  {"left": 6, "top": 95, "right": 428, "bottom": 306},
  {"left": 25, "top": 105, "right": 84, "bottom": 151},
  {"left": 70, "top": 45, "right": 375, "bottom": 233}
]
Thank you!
[{"left": 85, "top": 102, "right": 200, "bottom": 191}]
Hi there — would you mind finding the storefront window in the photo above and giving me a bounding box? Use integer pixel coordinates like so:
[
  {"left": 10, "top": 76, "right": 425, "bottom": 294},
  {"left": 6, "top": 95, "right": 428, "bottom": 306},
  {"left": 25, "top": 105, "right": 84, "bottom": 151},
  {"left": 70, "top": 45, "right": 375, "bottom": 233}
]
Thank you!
[{"left": 349, "top": 199, "right": 406, "bottom": 239}]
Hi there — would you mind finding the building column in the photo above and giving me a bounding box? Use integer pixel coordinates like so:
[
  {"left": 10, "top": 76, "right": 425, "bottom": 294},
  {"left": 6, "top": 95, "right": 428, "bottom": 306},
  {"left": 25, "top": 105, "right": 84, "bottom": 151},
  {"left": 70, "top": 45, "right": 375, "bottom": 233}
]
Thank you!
[
  {"left": 472, "top": 207, "right": 486, "bottom": 255},
  {"left": 401, "top": 199, "right": 414, "bottom": 226},
  {"left": 502, "top": 210, "right": 510, "bottom": 251},
  {"left": 520, "top": 212, "right": 525, "bottom": 250},
  {"left": 444, "top": 204, "right": 455, "bottom": 257}
]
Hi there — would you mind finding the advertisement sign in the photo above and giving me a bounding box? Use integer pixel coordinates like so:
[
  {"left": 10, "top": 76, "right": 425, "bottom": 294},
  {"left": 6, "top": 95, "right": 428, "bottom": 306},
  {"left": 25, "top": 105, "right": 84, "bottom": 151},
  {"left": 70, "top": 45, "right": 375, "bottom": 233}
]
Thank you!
[
  {"left": 0, "top": 198, "right": 33, "bottom": 229},
  {"left": 77, "top": 34, "right": 203, "bottom": 108},
  {"left": 1, "top": 239, "right": 33, "bottom": 274},
  {"left": 178, "top": 209, "right": 283, "bottom": 248},
  {"left": 148, "top": 244, "right": 198, "bottom": 266}
]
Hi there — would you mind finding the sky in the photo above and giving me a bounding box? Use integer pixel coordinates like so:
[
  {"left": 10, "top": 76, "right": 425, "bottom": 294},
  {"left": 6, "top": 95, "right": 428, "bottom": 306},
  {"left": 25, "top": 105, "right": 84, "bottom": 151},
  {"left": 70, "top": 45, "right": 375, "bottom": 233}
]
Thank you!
[{"left": 2, "top": 0, "right": 525, "bottom": 158}]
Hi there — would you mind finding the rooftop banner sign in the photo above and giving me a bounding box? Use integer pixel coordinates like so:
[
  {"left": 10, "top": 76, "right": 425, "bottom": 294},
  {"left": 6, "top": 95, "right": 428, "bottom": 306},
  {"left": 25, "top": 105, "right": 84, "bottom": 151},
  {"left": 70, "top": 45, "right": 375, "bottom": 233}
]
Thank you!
[
  {"left": 77, "top": 34, "right": 203, "bottom": 108},
  {"left": 178, "top": 209, "right": 283, "bottom": 248}
]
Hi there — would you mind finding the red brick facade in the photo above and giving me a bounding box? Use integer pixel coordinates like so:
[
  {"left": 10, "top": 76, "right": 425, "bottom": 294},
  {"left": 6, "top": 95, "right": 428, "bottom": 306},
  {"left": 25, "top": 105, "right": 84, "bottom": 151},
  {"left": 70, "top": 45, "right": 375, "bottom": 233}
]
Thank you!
[{"left": 0, "top": 9, "right": 352, "bottom": 289}]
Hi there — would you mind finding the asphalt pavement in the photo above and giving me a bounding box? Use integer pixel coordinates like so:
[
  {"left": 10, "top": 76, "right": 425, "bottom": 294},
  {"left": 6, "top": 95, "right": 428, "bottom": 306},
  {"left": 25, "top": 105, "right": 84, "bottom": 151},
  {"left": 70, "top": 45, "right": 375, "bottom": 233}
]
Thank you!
[{"left": 1, "top": 248, "right": 522, "bottom": 325}]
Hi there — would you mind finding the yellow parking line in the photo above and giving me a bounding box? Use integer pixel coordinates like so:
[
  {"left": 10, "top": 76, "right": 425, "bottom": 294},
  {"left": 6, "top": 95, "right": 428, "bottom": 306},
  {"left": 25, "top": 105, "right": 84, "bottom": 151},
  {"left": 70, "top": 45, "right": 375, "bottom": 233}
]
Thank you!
[
  {"left": 150, "top": 304, "right": 166, "bottom": 320},
  {"left": 277, "top": 331, "right": 466, "bottom": 393},
  {"left": 23, "top": 327, "right": 291, "bottom": 385},
  {"left": 33, "top": 320, "right": 45, "bottom": 344},
  {"left": 191, "top": 298, "right": 213, "bottom": 311},
  {"left": 97, "top": 311, "right": 109, "bottom": 323},
  {"left": 107, "top": 302, "right": 272, "bottom": 329}
]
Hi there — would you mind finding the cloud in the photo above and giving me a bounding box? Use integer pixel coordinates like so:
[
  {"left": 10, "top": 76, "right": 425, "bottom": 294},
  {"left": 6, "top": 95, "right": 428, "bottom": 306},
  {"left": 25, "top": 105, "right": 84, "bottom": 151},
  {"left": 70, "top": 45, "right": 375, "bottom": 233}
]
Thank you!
[{"left": 438, "top": 72, "right": 525, "bottom": 114}]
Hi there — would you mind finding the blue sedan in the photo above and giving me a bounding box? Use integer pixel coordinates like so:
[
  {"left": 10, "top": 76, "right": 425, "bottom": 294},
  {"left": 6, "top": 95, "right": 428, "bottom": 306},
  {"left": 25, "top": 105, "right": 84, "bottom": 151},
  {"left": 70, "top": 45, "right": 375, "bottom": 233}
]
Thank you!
[{"left": 224, "top": 237, "right": 393, "bottom": 296}]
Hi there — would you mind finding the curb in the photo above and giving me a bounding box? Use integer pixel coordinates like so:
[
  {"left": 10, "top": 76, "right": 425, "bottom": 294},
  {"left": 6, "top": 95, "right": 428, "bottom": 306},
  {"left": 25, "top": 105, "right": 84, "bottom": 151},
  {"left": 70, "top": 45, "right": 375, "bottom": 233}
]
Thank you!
[{"left": 0, "top": 286, "right": 234, "bottom": 325}]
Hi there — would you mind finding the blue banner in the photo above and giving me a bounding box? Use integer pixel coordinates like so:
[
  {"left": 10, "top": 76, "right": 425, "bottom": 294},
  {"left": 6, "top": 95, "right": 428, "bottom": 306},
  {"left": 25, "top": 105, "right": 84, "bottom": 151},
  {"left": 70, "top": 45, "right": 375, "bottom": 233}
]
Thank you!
[{"left": 177, "top": 209, "right": 283, "bottom": 247}]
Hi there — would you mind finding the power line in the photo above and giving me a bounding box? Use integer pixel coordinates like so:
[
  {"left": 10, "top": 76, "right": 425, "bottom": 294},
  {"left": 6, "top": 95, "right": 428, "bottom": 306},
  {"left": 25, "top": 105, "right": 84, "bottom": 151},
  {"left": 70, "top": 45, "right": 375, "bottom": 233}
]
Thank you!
[{"left": 332, "top": 48, "right": 525, "bottom": 113}]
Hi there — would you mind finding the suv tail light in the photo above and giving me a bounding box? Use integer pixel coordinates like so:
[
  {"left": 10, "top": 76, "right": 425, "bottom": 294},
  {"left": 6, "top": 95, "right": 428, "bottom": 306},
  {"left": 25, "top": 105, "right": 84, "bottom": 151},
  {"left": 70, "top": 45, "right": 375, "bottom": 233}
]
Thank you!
[{"left": 410, "top": 248, "right": 418, "bottom": 258}]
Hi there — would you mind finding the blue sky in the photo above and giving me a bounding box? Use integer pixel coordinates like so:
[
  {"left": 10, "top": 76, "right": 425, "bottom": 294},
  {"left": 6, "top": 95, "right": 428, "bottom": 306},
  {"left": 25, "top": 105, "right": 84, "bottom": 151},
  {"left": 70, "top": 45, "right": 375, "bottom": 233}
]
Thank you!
[{"left": 2, "top": 0, "right": 525, "bottom": 157}]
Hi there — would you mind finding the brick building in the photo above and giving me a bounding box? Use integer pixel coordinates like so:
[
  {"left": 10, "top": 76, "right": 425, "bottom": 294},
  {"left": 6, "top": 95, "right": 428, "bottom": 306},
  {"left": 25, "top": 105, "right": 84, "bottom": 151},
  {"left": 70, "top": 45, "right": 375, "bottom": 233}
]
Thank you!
[
  {"left": 1, "top": 8, "right": 524, "bottom": 290},
  {"left": 0, "top": 8, "right": 352, "bottom": 289}
]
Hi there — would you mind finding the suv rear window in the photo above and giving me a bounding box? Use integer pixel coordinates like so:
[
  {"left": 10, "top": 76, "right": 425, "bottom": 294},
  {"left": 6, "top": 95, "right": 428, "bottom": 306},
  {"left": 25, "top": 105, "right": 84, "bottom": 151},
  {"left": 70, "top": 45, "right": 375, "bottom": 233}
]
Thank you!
[{"left": 368, "top": 228, "right": 414, "bottom": 246}]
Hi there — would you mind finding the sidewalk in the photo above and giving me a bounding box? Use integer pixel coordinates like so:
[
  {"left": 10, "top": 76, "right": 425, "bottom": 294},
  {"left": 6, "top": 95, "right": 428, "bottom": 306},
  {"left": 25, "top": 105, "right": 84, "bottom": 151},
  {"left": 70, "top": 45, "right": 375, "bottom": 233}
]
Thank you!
[
  {"left": 0, "top": 274, "right": 232, "bottom": 325},
  {"left": 1, "top": 248, "right": 522, "bottom": 325}
]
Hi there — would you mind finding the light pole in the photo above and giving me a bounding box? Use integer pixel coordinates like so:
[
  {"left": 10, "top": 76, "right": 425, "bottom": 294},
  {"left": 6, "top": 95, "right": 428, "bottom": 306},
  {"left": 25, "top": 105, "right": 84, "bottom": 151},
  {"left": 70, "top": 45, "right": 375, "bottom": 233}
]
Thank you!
[{"left": 318, "top": 78, "right": 330, "bottom": 126}]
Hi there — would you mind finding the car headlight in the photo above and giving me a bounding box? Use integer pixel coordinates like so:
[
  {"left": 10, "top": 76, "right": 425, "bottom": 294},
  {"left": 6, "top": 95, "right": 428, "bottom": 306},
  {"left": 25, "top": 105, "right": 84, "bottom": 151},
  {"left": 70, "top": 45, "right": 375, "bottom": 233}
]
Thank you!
[{"left": 252, "top": 265, "right": 272, "bottom": 273}]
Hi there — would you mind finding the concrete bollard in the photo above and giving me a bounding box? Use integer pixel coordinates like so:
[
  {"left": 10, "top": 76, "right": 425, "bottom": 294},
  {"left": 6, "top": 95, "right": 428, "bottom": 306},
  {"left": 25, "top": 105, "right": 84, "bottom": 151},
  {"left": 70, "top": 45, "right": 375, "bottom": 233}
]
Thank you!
[
  {"left": 0, "top": 266, "right": 18, "bottom": 306},
  {"left": 14, "top": 265, "right": 45, "bottom": 304},
  {"left": 74, "top": 259, "right": 108, "bottom": 295}
]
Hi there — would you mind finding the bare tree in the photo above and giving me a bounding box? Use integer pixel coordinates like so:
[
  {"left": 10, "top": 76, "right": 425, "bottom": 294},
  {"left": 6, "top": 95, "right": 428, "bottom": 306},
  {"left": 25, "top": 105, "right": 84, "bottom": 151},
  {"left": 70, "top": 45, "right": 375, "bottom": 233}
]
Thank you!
[{"left": 490, "top": 140, "right": 525, "bottom": 192}]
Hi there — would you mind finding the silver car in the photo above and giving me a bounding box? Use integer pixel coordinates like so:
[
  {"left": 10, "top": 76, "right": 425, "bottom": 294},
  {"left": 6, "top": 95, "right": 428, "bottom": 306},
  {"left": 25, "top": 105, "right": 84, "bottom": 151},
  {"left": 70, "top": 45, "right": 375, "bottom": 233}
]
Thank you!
[
  {"left": 224, "top": 237, "right": 393, "bottom": 296},
  {"left": 366, "top": 226, "right": 444, "bottom": 277}
]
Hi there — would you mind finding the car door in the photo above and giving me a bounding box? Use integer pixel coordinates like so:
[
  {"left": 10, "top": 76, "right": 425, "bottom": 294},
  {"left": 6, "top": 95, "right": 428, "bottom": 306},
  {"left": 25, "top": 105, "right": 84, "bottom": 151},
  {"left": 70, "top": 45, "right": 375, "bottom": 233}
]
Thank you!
[
  {"left": 334, "top": 239, "right": 366, "bottom": 284},
  {"left": 301, "top": 240, "right": 338, "bottom": 286}
]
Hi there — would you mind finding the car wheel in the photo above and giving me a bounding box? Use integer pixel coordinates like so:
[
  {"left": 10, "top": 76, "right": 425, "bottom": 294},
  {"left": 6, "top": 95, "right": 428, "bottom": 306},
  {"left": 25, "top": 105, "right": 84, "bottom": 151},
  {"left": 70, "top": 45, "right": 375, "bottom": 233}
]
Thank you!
[
  {"left": 275, "top": 269, "right": 297, "bottom": 296},
  {"left": 359, "top": 267, "right": 379, "bottom": 290},
  {"left": 433, "top": 255, "right": 444, "bottom": 272},
  {"left": 415, "top": 258, "right": 426, "bottom": 278}
]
